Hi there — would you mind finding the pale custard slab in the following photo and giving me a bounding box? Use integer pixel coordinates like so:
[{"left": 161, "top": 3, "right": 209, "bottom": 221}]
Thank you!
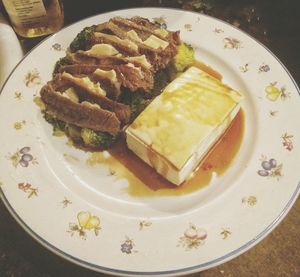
[{"left": 126, "top": 66, "right": 243, "bottom": 185}]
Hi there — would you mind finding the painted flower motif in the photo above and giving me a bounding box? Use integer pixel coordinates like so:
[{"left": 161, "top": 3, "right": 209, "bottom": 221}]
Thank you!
[
  {"left": 61, "top": 197, "right": 72, "bottom": 208},
  {"left": 213, "top": 28, "right": 224, "bottom": 34},
  {"left": 52, "top": 43, "right": 62, "bottom": 51},
  {"left": 257, "top": 156, "right": 283, "bottom": 179},
  {"left": 8, "top": 147, "right": 38, "bottom": 168},
  {"left": 121, "top": 237, "right": 137, "bottom": 254},
  {"left": 223, "top": 37, "right": 242, "bottom": 49},
  {"left": 184, "top": 24, "right": 192, "bottom": 31},
  {"left": 18, "top": 182, "right": 38, "bottom": 198},
  {"left": 239, "top": 63, "right": 249, "bottom": 73},
  {"left": 13, "top": 120, "right": 26, "bottom": 130},
  {"left": 282, "top": 133, "right": 294, "bottom": 151},
  {"left": 24, "top": 69, "right": 41, "bottom": 87},
  {"left": 14, "top": 91, "right": 22, "bottom": 100},
  {"left": 265, "top": 82, "right": 290, "bottom": 101},
  {"left": 68, "top": 211, "right": 101, "bottom": 239},
  {"left": 269, "top": 110, "right": 278, "bottom": 117},
  {"left": 258, "top": 63, "right": 270, "bottom": 73},
  {"left": 177, "top": 223, "right": 207, "bottom": 250},
  {"left": 139, "top": 220, "right": 152, "bottom": 231},
  {"left": 242, "top": 196, "right": 257, "bottom": 206},
  {"left": 220, "top": 228, "right": 231, "bottom": 239}
]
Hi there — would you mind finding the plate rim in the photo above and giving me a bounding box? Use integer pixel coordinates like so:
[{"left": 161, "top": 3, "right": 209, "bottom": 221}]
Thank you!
[
  {"left": 1, "top": 6, "right": 300, "bottom": 276},
  {"left": 1, "top": 183, "right": 300, "bottom": 276}
]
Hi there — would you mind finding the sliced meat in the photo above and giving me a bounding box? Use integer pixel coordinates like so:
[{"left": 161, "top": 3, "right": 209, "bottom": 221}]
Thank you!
[
  {"left": 93, "top": 18, "right": 179, "bottom": 71},
  {"left": 91, "top": 32, "right": 140, "bottom": 56},
  {"left": 130, "top": 16, "right": 160, "bottom": 30},
  {"left": 110, "top": 16, "right": 162, "bottom": 41},
  {"left": 56, "top": 59, "right": 121, "bottom": 100},
  {"left": 115, "top": 63, "right": 153, "bottom": 92},
  {"left": 40, "top": 82, "right": 120, "bottom": 135},
  {"left": 59, "top": 64, "right": 102, "bottom": 75},
  {"left": 67, "top": 52, "right": 99, "bottom": 65},
  {"left": 90, "top": 69, "right": 121, "bottom": 100},
  {"left": 60, "top": 73, "right": 131, "bottom": 123},
  {"left": 59, "top": 62, "right": 154, "bottom": 92}
]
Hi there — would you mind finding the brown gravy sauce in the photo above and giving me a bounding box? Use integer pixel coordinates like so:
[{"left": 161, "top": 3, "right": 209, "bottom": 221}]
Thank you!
[
  {"left": 192, "top": 60, "right": 223, "bottom": 80},
  {"left": 87, "top": 110, "right": 245, "bottom": 197}
]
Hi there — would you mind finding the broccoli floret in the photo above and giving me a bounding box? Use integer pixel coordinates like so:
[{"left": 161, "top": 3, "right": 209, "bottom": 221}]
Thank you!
[
  {"left": 81, "top": 128, "right": 116, "bottom": 149},
  {"left": 53, "top": 56, "right": 72, "bottom": 76},
  {"left": 172, "top": 43, "right": 195, "bottom": 72},
  {"left": 119, "top": 89, "right": 149, "bottom": 120},
  {"left": 69, "top": 25, "right": 96, "bottom": 52},
  {"left": 43, "top": 112, "right": 66, "bottom": 136},
  {"left": 152, "top": 68, "right": 171, "bottom": 97},
  {"left": 130, "top": 94, "right": 148, "bottom": 117}
]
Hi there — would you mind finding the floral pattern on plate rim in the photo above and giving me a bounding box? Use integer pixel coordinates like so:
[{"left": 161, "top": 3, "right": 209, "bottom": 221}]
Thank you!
[
  {"left": 7, "top": 147, "right": 38, "bottom": 168},
  {"left": 67, "top": 211, "right": 101, "bottom": 239},
  {"left": 18, "top": 182, "right": 38, "bottom": 198},
  {"left": 177, "top": 224, "right": 207, "bottom": 250}
]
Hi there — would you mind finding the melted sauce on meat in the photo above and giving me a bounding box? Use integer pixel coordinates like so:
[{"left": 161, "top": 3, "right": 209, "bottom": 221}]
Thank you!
[{"left": 87, "top": 109, "right": 244, "bottom": 197}]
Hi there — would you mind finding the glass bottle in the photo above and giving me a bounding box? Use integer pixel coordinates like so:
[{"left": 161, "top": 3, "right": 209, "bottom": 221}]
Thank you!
[{"left": 2, "top": 0, "right": 64, "bottom": 38}]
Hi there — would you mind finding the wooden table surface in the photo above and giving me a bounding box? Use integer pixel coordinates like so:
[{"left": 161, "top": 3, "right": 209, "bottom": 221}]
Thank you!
[{"left": 0, "top": 0, "right": 299, "bottom": 276}]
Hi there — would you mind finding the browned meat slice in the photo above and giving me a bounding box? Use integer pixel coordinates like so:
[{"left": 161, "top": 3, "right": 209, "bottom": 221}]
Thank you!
[
  {"left": 138, "top": 45, "right": 175, "bottom": 71},
  {"left": 90, "top": 71, "right": 121, "bottom": 100},
  {"left": 110, "top": 17, "right": 162, "bottom": 41},
  {"left": 114, "top": 64, "right": 153, "bottom": 92},
  {"left": 67, "top": 52, "right": 152, "bottom": 71},
  {"left": 128, "top": 16, "right": 181, "bottom": 45},
  {"left": 90, "top": 32, "right": 140, "bottom": 57},
  {"left": 129, "top": 16, "right": 160, "bottom": 30},
  {"left": 56, "top": 59, "right": 121, "bottom": 100},
  {"left": 93, "top": 18, "right": 180, "bottom": 71},
  {"left": 66, "top": 52, "right": 99, "bottom": 65},
  {"left": 40, "top": 82, "right": 120, "bottom": 135},
  {"left": 59, "top": 64, "right": 100, "bottom": 75},
  {"left": 59, "top": 62, "right": 154, "bottom": 92},
  {"left": 60, "top": 73, "right": 131, "bottom": 123},
  {"left": 50, "top": 74, "right": 73, "bottom": 91}
]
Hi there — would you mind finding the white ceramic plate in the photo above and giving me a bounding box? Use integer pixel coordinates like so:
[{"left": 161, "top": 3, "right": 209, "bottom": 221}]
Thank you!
[{"left": 0, "top": 8, "right": 299, "bottom": 276}]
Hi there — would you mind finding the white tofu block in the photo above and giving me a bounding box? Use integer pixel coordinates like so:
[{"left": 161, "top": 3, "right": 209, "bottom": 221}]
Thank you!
[{"left": 126, "top": 67, "right": 243, "bottom": 185}]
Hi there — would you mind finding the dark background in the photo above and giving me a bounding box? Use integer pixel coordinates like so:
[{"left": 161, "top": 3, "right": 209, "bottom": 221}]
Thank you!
[{"left": 0, "top": 0, "right": 299, "bottom": 276}]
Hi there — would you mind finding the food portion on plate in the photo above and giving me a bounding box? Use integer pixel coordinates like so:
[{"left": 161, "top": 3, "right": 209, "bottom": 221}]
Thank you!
[
  {"left": 40, "top": 16, "right": 196, "bottom": 149},
  {"left": 39, "top": 16, "right": 243, "bottom": 186},
  {"left": 126, "top": 67, "right": 243, "bottom": 185}
]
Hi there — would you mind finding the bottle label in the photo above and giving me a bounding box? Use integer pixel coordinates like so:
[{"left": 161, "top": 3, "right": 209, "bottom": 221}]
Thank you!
[{"left": 3, "top": 0, "right": 47, "bottom": 28}]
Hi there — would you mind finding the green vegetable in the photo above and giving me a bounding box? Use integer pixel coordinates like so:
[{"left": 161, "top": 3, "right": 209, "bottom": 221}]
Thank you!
[
  {"left": 43, "top": 112, "right": 116, "bottom": 148},
  {"left": 69, "top": 25, "right": 96, "bottom": 52},
  {"left": 53, "top": 56, "right": 72, "bottom": 76},
  {"left": 152, "top": 68, "right": 171, "bottom": 97},
  {"left": 172, "top": 43, "right": 195, "bottom": 72},
  {"left": 65, "top": 124, "right": 82, "bottom": 141},
  {"left": 119, "top": 89, "right": 149, "bottom": 120},
  {"left": 43, "top": 112, "right": 66, "bottom": 136},
  {"left": 80, "top": 128, "right": 116, "bottom": 149}
]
